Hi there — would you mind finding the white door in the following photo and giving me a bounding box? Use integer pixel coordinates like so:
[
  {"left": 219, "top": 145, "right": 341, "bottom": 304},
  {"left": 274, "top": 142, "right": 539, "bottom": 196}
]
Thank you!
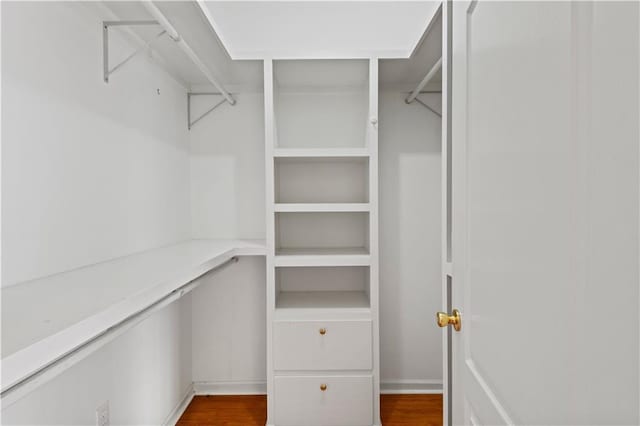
[{"left": 447, "top": 1, "right": 640, "bottom": 424}]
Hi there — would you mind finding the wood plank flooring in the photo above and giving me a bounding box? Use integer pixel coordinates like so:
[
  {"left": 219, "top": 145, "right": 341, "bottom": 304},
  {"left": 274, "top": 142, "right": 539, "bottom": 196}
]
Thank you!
[{"left": 177, "top": 394, "right": 442, "bottom": 425}]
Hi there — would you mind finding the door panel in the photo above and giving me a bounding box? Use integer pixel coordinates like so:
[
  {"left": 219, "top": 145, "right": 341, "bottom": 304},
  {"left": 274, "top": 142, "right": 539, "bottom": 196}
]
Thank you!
[{"left": 451, "top": 1, "right": 639, "bottom": 424}]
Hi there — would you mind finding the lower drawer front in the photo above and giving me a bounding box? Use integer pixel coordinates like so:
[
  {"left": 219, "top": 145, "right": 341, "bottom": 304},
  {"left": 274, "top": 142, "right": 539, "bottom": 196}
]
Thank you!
[{"left": 275, "top": 375, "right": 373, "bottom": 426}]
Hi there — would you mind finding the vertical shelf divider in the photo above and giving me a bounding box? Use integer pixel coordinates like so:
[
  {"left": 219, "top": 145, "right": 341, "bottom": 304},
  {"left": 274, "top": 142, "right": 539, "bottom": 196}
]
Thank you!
[
  {"left": 368, "top": 57, "right": 381, "bottom": 426},
  {"left": 264, "top": 58, "right": 276, "bottom": 426}
]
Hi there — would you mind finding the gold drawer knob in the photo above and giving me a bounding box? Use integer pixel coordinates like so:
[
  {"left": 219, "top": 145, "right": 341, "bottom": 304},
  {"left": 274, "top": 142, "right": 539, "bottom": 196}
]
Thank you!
[
  {"left": 319, "top": 328, "right": 327, "bottom": 335},
  {"left": 320, "top": 384, "right": 327, "bottom": 391}
]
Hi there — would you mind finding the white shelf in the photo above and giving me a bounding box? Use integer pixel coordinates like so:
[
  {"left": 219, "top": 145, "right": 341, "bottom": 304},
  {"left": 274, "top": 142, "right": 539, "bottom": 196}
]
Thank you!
[
  {"left": 1, "top": 239, "right": 266, "bottom": 394},
  {"left": 276, "top": 291, "right": 370, "bottom": 311},
  {"left": 274, "top": 203, "right": 370, "bottom": 213},
  {"left": 275, "top": 247, "right": 370, "bottom": 267},
  {"left": 274, "top": 148, "right": 370, "bottom": 158}
]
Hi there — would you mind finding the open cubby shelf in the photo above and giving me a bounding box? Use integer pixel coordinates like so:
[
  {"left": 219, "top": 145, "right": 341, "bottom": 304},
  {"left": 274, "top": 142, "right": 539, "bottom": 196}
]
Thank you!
[
  {"left": 274, "top": 60, "right": 370, "bottom": 149},
  {"left": 276, "top": 291, "right": 370, "bottom": 311},
  {"left": 275, "top": 212, "right": 370, "bottom": 258},
  {"left": 275, "top": 266, "right": 371, "bottom": 311},
  {"left": 275, "top": 157, "right": 369, "bottom": 204}
]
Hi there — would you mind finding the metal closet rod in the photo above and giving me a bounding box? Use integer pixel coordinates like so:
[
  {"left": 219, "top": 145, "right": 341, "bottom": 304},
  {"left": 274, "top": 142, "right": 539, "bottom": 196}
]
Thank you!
[
  {"left": 141, "top": 0, "right": 236, "bottom": 106},
  {"left": 405, "top": 57, "right": 443, "bottom": 104}
]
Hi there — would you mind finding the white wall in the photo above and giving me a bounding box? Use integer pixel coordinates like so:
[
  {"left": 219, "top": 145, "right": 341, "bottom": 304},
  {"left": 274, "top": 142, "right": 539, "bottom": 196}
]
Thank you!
[
  {"left": 188, "top": 91, "right": 267, "bottom": 389},
  {"left": 379, "top": 91, "right": 442, "bottom": 391},
  {"left": 189, "top": 92, "right": 265, "bottom": 240},
  {"left": 1, "top": 296, "right": 193, "bottom": 425},
  {"left": 1, "top": 2, "right": 193, "bottom": 423},
  {"left": 191, "top": 257, "right": 266, "bottom": 391},
  {"left": 1, "top": 1, "right": 190, "bottom": 288}
]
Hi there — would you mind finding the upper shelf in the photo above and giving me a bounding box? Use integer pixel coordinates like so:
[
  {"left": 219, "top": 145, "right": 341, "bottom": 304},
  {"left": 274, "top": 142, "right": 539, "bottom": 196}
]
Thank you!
[
  {"left": 100, "top": 1, "right": 262, "bottom": 92},
  {"left": 1, "top": 239, "right": 266, "bottom": 394}
]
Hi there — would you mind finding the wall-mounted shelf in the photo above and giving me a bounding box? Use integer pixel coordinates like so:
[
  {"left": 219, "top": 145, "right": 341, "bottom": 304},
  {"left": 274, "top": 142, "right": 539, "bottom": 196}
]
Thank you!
[{"left": 1, "top": 239, "right": 266, "bottom": 404}]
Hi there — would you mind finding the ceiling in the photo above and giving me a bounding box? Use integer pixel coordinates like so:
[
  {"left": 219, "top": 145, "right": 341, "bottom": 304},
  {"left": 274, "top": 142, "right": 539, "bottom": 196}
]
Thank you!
[{"left": 200, "top": 1, "right": 441, "bottom": 60}]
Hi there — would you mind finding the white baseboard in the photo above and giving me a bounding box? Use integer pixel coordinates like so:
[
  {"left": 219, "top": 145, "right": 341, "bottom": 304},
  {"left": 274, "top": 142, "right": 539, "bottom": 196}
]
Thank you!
[
  {"left": 192, "top": 379, "right": 441, "bottom": 396},
  {"left": 380, "top": 380, "right": 443, "bottom": 394},
  {"left": 163, "top": 383, "right": 195, "bottom": 426},
  {"left": 194, "top": 380, "right": 267, "bottom": 395}
]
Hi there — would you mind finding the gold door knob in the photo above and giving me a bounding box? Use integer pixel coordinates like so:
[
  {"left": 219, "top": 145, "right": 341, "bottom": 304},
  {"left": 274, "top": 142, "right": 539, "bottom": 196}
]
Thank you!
[
  {"left": 320, "top": 384, "right": 327, "bottom": 391},
  {"left": 319, "top": 328, "right": 327, "bottom": 335},
  {"left": 436, "top": 309, "right": 461, "bottom": 331}
]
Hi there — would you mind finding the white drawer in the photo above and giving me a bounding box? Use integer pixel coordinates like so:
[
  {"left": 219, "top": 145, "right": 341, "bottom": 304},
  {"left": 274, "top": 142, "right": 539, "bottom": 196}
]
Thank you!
[
  {"left": 273, "top": 320, "right": 372, "bottom": 371},
  {"left": 275, "top": 375, "right": 373, "bottom": 426}
]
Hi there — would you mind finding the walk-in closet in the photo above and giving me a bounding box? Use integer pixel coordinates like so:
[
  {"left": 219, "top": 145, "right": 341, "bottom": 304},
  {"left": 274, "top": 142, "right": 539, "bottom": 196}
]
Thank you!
[{"left": 3, "top": 1, "right": 640, "bottom": 425}]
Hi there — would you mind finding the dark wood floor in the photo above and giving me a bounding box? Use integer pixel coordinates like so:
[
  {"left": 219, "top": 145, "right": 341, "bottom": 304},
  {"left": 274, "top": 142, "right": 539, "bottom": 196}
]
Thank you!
[{"left": 177, "top": 394, "right": 442, "bottom": 426}]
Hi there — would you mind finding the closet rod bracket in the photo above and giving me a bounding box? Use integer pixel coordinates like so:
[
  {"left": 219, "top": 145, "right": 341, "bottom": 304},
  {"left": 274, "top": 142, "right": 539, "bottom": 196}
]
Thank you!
[
  {"left": 413, "top": 96, "right": 442, "bottom": 117},
  {"left": 187, "top": 92, "right": 232, "bottom": 130},
  {"left": 102, "top": 20, "right": 161, "bottom": 83}
]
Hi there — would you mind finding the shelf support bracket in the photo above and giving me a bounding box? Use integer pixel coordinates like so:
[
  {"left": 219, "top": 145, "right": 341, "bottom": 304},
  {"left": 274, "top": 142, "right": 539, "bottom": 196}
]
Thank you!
[
  {"left": 405, "top": 57, "right": 443, "bottom": 104},
  {"left": 187, "top": 92, "right": 230, "bottom": 130},
  {"left": 414, "top": 96, "right": 442, "bottom": 117},
  {"left": 103, "top": 20, "right": 162, "bottom": 83}
]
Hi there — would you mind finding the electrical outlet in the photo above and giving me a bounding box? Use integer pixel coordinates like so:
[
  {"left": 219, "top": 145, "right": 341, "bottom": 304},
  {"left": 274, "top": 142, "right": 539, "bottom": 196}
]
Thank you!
[{"left": 96, "top": 401, "right": 109, "bottom": 426}]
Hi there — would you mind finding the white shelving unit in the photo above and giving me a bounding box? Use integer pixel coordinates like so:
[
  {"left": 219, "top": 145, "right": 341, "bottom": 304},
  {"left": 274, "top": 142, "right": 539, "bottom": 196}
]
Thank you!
[{"left": 265, "top": 58, "right": 380, "bottom": 425}]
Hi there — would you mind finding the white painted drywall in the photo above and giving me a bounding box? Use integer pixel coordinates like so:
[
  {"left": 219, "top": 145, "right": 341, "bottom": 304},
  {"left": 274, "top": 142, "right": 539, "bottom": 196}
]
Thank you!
[
  {"left": 191, "top": 257, "right": 266, "bottom": 390},
  {"left": 188, "top": 90, "right": 267, "bottom": 389},
  {"left": 1, "top": 1, "right": 190, "bottom": 288},
  {"left": 189, "top": 92, "right": 265, "bottom": 240},
  {"left": 1, "top": 2, "right": 193, "bottom": 423},
  {"left": 1, "top": 296, "right": 193, "bottom": 425},
  {"left": 379, "top": 91, "right": 442, "bottom": 391}
]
